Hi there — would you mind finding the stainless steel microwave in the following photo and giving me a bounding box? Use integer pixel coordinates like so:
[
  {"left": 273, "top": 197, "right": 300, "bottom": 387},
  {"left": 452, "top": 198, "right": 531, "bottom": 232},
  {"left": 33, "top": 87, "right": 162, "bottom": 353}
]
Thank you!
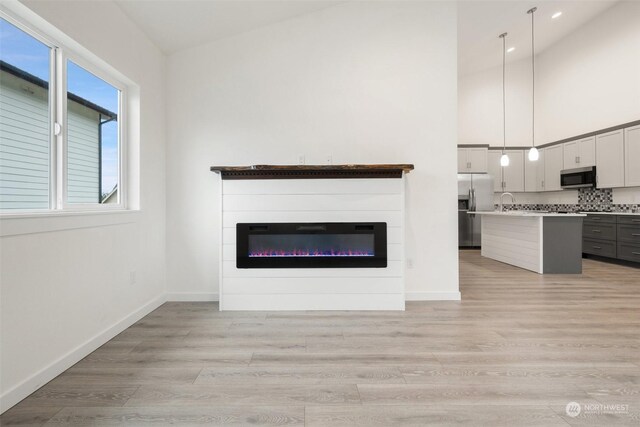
[{"left": 561, "top": 166, "right": 597, "bottom": 189}]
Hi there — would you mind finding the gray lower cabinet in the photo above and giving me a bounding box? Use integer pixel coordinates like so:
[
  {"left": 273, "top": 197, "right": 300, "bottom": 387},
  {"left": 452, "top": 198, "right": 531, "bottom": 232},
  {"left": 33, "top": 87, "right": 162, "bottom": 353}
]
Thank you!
[
  {"left": 583, "top": 238, "right": 617, "bottom": 258},
  {"left": 617, "top": 242, "right": 640, "bottom": 262},
  {"left": 583, "top": 214, "right": 640, "bottom": 263},
  {"left": 583, "top": 222, "right": 616, "bottom": 240}
]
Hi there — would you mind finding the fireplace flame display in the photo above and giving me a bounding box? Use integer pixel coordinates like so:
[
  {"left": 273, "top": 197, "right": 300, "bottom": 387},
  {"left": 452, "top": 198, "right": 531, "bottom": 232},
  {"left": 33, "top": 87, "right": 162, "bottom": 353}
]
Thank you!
[
  {"left": 248, "top": 233, "right": 374, "bottom": 259},
  {"left": 236, "top": 222, "right": 387, "bottom": 268},
  {"left": 249, "top": 249, "right": 374, "bottom": 257}
]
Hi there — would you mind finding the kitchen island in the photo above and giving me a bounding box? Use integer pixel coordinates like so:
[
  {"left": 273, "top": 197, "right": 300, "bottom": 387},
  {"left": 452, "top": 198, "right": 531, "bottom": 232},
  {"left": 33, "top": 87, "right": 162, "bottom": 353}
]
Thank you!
[{"left": 471, "top": 211, "right": 586, "bottom": 274}]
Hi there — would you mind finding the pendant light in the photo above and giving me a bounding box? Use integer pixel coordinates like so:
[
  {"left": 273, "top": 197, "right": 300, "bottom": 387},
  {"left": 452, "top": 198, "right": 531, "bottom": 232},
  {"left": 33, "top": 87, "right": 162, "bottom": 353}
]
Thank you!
[
  {"left": 499, "top": 32, "right": 509, "bottom": 167},
  {"left": 527, "top": 7, "right": 539, "bottom": 161}
]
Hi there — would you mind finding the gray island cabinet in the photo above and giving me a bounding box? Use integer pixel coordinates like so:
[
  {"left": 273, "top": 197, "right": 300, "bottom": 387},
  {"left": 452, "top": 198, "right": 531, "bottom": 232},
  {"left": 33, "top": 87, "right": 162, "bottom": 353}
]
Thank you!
[{"left": 471, "top": 212, "right": 586, "bottom": 274}]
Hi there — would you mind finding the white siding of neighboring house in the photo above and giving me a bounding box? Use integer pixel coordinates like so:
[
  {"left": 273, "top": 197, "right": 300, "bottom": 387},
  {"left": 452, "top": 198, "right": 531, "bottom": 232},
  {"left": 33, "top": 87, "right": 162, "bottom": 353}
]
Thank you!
[
  {"left": 0, "top": 71, "right": 50, "bottom": 210},
  {"left": 67, "top": 100, "right": 100, "bottom": 204},
  {"left": 0, "top": 68, "right": 102, "bottom": 209}
]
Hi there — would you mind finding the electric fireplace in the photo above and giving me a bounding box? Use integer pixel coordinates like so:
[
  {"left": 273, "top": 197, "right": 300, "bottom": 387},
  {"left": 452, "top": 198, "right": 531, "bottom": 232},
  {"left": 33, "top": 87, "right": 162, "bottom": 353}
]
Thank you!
[{"left": 236, "top": 222, "right": 387, "bottom": 268}]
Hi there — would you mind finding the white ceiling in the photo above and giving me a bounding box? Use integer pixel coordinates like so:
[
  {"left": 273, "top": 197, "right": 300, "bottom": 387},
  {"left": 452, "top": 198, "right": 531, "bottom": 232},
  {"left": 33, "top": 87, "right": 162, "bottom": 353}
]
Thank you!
[
  {"left": 115, "top": 0, "right": 344, "bottom": 54},
  {"left": 458, "top": 0, "right": 619, "bottom": 76},
  {"left": 116, "top": 0, "right": 619, "bottom": 72}
]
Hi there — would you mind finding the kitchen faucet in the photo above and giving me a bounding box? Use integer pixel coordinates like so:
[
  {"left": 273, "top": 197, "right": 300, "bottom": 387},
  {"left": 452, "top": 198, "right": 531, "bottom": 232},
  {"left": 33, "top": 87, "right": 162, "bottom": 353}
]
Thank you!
[{"left": 499, "top": 192, "right": 516, "bottom": 212}]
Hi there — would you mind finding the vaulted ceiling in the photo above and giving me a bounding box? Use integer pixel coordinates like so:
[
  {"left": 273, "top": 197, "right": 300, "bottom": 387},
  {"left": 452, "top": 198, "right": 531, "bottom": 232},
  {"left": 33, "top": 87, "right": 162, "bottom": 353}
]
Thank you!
[
  {"left": 116, "top": 0, "right": 618, "bottom": 76},
  {"left": 115, "top": 0, "right": 343, "bottom": 54},
  {"left": 458, "top": 0, "right": 618, "bottom": 76}
]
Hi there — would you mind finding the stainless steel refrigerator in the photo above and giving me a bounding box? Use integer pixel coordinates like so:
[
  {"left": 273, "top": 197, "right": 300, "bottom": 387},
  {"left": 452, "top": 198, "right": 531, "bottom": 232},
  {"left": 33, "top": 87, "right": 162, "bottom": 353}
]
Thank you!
[{"left": 458, "top": 174, "right": 494, "bottom": 248}]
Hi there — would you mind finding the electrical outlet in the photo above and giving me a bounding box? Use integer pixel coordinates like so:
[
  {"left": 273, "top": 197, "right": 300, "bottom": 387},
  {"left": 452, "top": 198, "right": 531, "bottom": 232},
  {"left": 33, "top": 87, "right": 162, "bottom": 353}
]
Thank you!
[
  {"left": 325, "top": 155, "right": 333, "bottom": 165},
  {"left": 298, "top": 155, "right": 306, "bottom": 165},
  {"left": 129, "top": 271, "right": 137, "bottom": 285},
  {"left": 406, "top": 259, "right": 414, "bottom": 269}
]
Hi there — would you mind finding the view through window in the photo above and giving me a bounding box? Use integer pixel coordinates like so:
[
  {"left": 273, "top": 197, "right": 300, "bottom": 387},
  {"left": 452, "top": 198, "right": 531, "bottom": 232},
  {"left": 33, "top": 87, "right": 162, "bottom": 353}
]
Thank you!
[
  {"left": 0, "top": 16, "right": 123, "bottom": 211},
  {"left": 0, "top": 17, "right": 51, "bottom": 210},
  {"left": 66, "top": 60, "right": 119, "bottom": 204}
]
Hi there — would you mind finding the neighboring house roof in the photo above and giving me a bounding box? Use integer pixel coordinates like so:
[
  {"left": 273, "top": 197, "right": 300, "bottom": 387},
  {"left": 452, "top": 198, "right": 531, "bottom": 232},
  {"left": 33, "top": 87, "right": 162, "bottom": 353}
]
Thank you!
[{"left": 0, "top": 60, "right": 118, "bottom": 120}]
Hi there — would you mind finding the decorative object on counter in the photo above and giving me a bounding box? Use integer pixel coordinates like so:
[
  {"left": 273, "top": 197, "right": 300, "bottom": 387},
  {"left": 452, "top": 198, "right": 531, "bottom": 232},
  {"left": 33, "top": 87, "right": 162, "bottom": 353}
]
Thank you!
[
  {"left": 527, "top": 6, "right": 539, "bottom": 162},
  {"left": 499, "top": 32, "right": 509, "bottom": 167}
]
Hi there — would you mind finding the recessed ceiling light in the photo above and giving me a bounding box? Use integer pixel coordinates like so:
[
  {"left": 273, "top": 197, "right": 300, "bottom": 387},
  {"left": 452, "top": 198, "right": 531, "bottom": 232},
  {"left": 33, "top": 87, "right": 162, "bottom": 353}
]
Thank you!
[
  {"left": 507, "top": 47, "right": 515, "bottom": 53},
  {"left": 552, "top": 11, "right": 562, "bottom": 19}
]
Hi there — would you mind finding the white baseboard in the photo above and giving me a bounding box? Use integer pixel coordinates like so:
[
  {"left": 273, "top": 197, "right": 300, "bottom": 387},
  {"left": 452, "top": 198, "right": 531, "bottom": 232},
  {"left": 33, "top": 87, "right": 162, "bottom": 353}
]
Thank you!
[
  {"left": 222, "top": 293, "right": 405, "bottom": 311},
  {"left": 405, "top": 292, "right": 461, "bottom": 301},
  {"left": 0, "top": 293, "right": 166, "bottom": 414},
  {"left": 166, "top": 292, "right": 219, "bottom": 301},
  {"left": 166, "top": 292, "right": 458, "bottom": 303}
]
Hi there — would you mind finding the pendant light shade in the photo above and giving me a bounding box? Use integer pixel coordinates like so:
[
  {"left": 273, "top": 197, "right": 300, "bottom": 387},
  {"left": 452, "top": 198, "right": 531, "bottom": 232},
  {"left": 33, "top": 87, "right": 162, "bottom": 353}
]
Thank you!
[
  {"left": 499, "top": 32, "right": 509, "bottom": 167},
  {"left": 528, "top": 7, "right": 538, "bottom": 161}
]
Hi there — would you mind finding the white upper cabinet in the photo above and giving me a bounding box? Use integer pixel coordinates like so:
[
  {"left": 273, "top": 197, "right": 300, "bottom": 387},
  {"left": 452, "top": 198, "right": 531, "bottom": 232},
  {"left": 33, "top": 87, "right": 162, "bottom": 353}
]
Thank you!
[
  {"left": 625, "top": 125, "right": 640, "bottom": 187},
  {"left": 536, "top": 148, "right": 546, "bottom": 192},
  {"left": 487, "top": 150, "right": 524, "bottom": 193},
  {"left": 467, "top": 148, "right": 488, "bottom": 173},
  {"left": 524, "top": 153, "right": 538, "bottom": 192},
  {"left": 503, "top": 150, "right": 525, "bottom": 192},
  {"left": 578, "top": 137, "right": 596, "bottom": 167},
  {"left": 544, "top": 145, "right": 564, "bottom": 192},
  {"left": 596, "top": 129, "right": 625, "bottom": 188},
  {"left": 457, "top": 148, "right": 468, "bottom": 173},
  {"left": 487, "top": 150, "right": 503, "bottom": 192},
  {"left": 564, "top": 137, "right": 596, "bottom": 170},
  {"left": 563, "top": 141, "right": 578, "bottom": 170},
  {"left": 457, "top": 147, "right": 488, "bottom": 173}
]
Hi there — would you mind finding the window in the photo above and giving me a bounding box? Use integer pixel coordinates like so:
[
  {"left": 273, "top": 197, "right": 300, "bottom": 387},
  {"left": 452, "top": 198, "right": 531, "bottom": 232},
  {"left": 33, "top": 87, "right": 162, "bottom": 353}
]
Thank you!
[
  {"left": 0, "top": 17, "right": 51, "bottom": 210},
  {"left": 0, "top": 14, "right": 126, "bottom": 213},
  {"left": 66, "top": 60, "right": 120, "bottom": 205}
]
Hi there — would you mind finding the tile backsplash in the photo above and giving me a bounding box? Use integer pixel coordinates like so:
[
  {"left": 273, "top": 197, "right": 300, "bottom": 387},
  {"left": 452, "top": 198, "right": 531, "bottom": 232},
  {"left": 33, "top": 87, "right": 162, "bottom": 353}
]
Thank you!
[
  {"left": 578, "top": 188, "right": 613, "bottom": 205},
  {"left": 497, "top": 188, "right": 639, "bottom": 213}
]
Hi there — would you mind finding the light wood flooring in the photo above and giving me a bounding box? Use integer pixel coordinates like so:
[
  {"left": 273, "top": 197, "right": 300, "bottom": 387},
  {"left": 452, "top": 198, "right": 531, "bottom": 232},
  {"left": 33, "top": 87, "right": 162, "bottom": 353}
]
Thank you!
[{"left": 2, "top": 250, "right": 639, "bottom": 426}]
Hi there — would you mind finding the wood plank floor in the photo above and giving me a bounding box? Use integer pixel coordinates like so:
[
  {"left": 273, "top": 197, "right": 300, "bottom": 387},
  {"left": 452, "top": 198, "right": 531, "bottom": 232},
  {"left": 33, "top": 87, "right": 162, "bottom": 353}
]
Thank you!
[{"left": 3, "top": 250, "right": 639, "bottom": 426}]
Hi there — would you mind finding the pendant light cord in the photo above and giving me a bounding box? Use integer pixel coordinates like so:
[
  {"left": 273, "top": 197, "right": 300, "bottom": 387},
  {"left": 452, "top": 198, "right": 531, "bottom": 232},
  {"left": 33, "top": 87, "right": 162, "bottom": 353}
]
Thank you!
[
  {"left": 530, "top": 8, "right": 535, "bottom": 149},
  {"left": 501, "top": 33, "right": 506, "bottom": 154}
]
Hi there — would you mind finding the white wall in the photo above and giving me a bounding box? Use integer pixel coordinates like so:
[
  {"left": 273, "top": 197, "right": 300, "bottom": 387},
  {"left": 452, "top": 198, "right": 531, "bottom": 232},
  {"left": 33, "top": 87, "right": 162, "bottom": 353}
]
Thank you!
[
  {"left": 459, "top": 0, "right": 640, "bottom": 147},
  {"left": 0, "top": 0, "right": 166, "bottom": 412},
  {"left": 166, "top": 1, "right": 459, "bottom": 301},
  {"left": 459, "top": 58, "right": 532, "bottom": 147}
]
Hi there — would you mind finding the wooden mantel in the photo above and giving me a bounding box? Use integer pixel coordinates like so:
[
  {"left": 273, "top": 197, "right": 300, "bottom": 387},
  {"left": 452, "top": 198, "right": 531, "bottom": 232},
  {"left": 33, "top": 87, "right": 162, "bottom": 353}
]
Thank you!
[{"left": 209, "top": 164, "right": 414, "bottom": 180}]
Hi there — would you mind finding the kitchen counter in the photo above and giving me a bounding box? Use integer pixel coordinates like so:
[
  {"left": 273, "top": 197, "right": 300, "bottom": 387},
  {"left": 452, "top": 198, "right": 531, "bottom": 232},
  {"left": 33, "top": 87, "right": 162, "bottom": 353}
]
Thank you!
[
  {"left": 473, "top": 212, "right": 584, "bottom": 274},
  {"left": 471, "top": 211, "right": 586, "bottom": 217},
  {"left": 580, "top": 211, "right": 640, "bottom": 216}
]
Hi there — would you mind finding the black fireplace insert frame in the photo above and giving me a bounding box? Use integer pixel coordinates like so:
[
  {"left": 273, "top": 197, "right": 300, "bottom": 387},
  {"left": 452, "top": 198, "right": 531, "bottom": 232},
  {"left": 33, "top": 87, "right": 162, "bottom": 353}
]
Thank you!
[{"left": 236, "top": 222, "right": 387, "bottom": 269}]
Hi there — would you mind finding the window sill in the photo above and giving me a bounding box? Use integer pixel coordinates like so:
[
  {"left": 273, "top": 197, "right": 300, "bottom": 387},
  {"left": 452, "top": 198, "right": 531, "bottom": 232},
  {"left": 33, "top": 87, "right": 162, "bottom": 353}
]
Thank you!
[{"left": 0, "top": 209, "right": 141, "bottom": 237}]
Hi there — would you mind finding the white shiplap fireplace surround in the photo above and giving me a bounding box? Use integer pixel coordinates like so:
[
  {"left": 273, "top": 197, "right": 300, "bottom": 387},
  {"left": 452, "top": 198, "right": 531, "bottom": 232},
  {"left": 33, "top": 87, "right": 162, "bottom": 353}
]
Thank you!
[{"left": 211, "top": 164, "right": 413, "bottom": 311}]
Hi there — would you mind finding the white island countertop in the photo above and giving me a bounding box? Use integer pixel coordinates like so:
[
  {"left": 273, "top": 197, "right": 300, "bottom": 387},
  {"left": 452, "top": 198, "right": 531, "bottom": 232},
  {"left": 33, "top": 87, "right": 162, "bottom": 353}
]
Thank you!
[{"left": 469, "top": 211, "right": 586, "bottom": 217}]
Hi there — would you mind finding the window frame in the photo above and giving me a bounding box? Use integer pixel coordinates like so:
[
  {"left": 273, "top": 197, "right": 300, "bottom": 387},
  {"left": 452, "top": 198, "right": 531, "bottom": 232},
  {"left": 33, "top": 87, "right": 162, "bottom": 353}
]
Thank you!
[
  {"left": 60, "top": 50, "right": 127, "bottom": 211},
  {"left": 0, "top": 9, "right": 128, "bottom": 215}
]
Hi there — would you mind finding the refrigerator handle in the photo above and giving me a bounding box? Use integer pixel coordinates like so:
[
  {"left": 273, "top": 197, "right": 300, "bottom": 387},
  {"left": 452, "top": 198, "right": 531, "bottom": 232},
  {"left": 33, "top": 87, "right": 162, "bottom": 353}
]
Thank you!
[{"left": 470, "top": 188, "right": 476, "bottom": 211}]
